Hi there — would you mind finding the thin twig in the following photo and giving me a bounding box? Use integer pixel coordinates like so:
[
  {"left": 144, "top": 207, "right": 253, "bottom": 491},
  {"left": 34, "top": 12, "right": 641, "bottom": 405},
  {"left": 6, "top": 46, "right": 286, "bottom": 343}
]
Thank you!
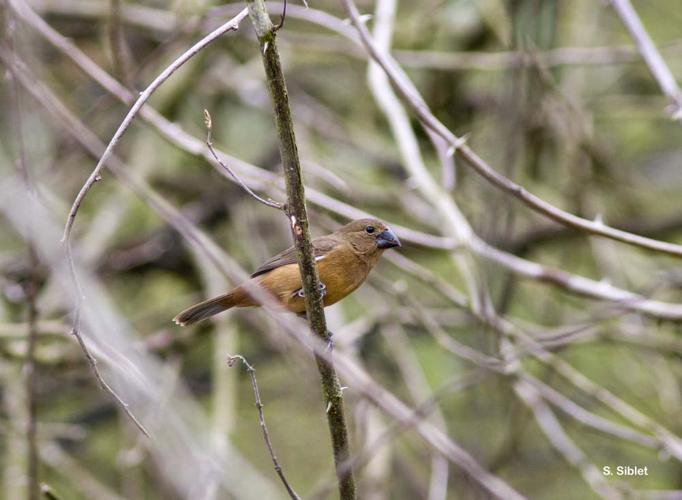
[
  {"left": 49, "top": 5, "right": 247, "bottom": 438},
  {"left": 61, "top": 7, "right": 248, "bottom": 244},
  {"left": 273, "top": 0, "right": 287, "bottom": 31},
  {"left": 227, "top": 355, "right": 301, "bottom": 500},
  {"left": 203, "top": 109, "right": 284, "bottom": 210}
]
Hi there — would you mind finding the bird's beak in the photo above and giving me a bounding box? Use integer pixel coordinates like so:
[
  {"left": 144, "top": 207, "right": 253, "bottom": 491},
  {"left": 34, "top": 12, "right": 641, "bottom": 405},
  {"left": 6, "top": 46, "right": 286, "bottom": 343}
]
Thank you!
[{"left": 376, "top": 228, "right": 401, "bottom": 249}]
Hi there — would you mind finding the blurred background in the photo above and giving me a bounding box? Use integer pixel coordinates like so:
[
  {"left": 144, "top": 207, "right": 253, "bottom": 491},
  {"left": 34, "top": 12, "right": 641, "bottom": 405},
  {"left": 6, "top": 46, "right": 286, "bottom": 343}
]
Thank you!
[{"left": 1, "top": 0, "right": 681, "bottom": 498}]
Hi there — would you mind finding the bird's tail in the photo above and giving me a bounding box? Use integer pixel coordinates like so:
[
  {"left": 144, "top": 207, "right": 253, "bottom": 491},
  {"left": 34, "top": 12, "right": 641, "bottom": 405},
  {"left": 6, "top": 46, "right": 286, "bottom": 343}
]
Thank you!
[{"left": 173, "top": 288, "right": 251, "bottom": 326}]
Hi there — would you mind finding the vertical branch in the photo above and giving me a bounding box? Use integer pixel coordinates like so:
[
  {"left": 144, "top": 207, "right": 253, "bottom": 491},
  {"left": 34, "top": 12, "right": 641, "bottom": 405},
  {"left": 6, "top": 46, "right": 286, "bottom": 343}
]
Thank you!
[{"left": 244, "top": 1, "right": 357, "bottom": 498}]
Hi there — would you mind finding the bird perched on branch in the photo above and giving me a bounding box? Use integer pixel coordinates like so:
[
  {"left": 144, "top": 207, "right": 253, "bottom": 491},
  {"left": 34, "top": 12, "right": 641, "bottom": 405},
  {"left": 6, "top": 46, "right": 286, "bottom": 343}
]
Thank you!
[{"left": 173, "top": 218, "right": 401, "bottom": 326}]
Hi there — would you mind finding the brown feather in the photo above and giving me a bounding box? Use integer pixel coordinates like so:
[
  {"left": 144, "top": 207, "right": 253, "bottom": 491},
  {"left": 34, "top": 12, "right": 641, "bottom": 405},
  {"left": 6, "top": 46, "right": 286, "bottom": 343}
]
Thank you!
[
  {"left": 251, "top": 237, "right": 339, "bottom": 277},
  {"left": 172, "top": 288, "right": 254, "bottom": 326}
]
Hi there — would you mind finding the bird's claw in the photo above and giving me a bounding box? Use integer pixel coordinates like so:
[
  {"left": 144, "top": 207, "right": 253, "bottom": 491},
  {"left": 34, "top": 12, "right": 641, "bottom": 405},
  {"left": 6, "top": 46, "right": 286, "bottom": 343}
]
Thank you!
[{"left": 296, "top": 282, "right": 327, "bottom": 299}]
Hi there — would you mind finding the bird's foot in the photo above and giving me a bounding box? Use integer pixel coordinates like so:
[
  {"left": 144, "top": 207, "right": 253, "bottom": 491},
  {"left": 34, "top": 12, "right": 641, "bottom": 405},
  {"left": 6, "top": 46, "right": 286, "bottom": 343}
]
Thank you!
[
  {"left": 326, "top": 332, "right": 334, "bottom": 352},
  {"left": 295, "top": 282, "right": 327, "bottom": 299}
]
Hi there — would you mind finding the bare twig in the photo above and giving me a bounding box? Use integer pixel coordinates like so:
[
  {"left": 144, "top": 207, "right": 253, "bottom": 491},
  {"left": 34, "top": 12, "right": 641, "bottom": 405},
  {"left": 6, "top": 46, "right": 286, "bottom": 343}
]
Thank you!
[
  {"left": 61, "top": 7, "right": 247, "bottom": 244},
  {"left": 227, "top": 355, "right": 301, "bottom": 500},
  {"left": 54, "top": 5, "right": 666, "bottom": 321},
  {"left": 608, "top": 0, "right": 682, "bottom": 120},
  {"left": 47, "top": 4, "right": 247, "bottom": 438},
  {"left": 7, "top": 0, "right": 247, "bottom": 441},
  {"left": 273, "top": 0, "right": 287, "bottom": 32},
  {"left": 0, "top": 1, "right": 487, "bottom": 258},
  {"left": 203, "top": 109, "right": 284, "bottom": 210}
]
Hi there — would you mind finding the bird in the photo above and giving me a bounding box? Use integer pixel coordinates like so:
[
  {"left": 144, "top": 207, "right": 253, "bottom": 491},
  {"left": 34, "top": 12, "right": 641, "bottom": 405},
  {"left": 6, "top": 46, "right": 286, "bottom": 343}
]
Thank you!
[{"left": 173, "top": 218, "right": 401, "bottom": 326}]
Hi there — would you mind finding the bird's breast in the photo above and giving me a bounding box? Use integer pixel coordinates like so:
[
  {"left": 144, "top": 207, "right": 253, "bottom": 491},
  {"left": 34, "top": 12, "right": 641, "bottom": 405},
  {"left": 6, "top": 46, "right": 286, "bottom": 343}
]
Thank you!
[
  {"left": 316, "top": 248, "right": 372, "bottom": 306},
  {"left": 254, "top": 245, "right": 377, "bottom": 313}
]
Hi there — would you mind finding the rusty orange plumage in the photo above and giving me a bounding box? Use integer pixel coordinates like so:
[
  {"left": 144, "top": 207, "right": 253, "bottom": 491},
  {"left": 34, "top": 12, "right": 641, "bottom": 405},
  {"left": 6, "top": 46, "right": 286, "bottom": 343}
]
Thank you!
[{"left": 173, "top": 218, "right": 401, "bottom": 326}]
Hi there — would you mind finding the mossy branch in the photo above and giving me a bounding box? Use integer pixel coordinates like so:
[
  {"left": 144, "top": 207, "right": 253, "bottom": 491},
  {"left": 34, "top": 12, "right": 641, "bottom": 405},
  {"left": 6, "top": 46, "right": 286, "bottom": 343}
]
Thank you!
[{"left": 245, "top": 1, "right": 357, "bottom": 499}]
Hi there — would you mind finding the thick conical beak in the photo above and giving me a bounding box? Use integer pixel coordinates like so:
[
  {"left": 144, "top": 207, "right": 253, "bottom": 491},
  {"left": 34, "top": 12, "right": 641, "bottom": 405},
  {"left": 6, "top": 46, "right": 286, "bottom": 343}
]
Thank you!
[{"left": 376, "top": 228, "right": 401, "bottom": 249}]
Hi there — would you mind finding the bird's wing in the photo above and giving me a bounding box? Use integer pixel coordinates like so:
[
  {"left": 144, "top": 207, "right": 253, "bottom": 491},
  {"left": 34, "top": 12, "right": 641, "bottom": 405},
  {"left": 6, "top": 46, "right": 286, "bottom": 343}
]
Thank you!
[{"left": 250, "top": 236, "right": 340, "bottom": 278}]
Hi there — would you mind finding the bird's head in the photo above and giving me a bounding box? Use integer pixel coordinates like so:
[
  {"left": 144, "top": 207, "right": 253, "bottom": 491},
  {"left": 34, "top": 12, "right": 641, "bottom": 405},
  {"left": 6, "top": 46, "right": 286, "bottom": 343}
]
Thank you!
[{"left": 337, "top": 218, "right": 401, "bottom": 254}]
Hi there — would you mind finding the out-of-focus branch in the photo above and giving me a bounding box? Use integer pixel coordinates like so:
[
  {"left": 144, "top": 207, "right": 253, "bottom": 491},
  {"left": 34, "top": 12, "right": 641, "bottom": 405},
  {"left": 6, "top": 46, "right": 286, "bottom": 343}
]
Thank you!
[
  {"left": 6, "top": 0, "right": 458, "bottom": 252},
  {"left": 309, "top": 370, "right": 491, "bottom": 500},
  {"left": 512, "top": 378, "right": 623, "bottom": 499},
  {"left": 383, "top": 324, "right": 449, "bottom": 500},
  {"left": 366, "top": 0, "right": 482, "bottom": 317},
  {"left": 203, "top": 109, "right": 284, "bottom": 210},
  {"left": 107, "top": 0, "right": 134, "bottom": 89},
  {"left": 245, "top": 1, "right": 356, "bottom": 497},
  {"left": 4, "top": 7, "right": 41, "bottom": 497},
  {"left": 340, "top": 0, "right": 682, "bottom": 259},
  {"left": 394, "top": 41, "right": 682, "bottom": 71},
  {"left": 29, "top": 1, "right": 682, "bottom": 73},
  {"left": 40, "top": 442, "right": 127, "bottom": 500},
  {"left": 522, "top": 374, "right": 659, "bottom": 450},
  {"left": 384, "top": 249, "right": 682, "bottom": 461},
  {"left": 608, "top": 0, "right": 682, "bottom": 120}
]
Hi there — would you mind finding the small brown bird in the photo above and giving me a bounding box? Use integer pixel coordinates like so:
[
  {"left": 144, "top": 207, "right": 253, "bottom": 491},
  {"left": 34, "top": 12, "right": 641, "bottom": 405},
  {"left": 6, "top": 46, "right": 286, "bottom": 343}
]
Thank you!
[{"left": 173, "top": 218, "right": 401, "bottom": 326}]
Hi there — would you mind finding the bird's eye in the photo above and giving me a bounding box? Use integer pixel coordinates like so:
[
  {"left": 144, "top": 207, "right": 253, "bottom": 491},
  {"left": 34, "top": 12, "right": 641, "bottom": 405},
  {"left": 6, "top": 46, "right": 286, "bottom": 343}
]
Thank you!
[{"left": 365, "top": 226, "right": 375, "bottom": 234}]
